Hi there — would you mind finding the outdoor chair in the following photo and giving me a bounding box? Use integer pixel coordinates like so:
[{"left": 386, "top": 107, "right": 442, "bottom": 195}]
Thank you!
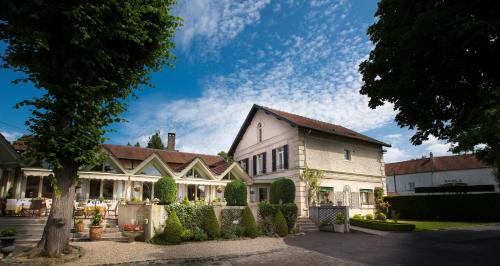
[
  {"left": 30, "top": 199, "right": 46, "bottom": 216},
  {"left": 106, "top": 202, "right": 118, "bottom": 219}
]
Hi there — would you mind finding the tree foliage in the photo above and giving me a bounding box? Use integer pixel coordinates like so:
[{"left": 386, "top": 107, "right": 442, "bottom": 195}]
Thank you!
[
  {"left": 241, "top": 206, "right": 258, "bottom": 238},
  {"left": 218, "top": 151, "right": 232, "bottom": 162},
  {"left": 154, "top": 176, "right": 177, "bottom": 204},
  {"left": 203, "top": 206, "right": 221, "bottom": 239},
  {"left": 359, "top": 0, "right": 500, "bottom": 177},
  {"left": 270, "top": 178, "right": 296, "bottom": 204},
  {"left": 147, "top": 130, "right": 165, "bottom": 149},
  {"left": 0, "top": 0, "right": 180, "bottom": 257},
  {"left": 163, "top": 210, "right": 183, "bottom": 244},
  {"left": 224, "top": 180, "right": 247, "bottom": 206},
  {"left": 300, "top": 163, "right": 324, "bottom": 204}
]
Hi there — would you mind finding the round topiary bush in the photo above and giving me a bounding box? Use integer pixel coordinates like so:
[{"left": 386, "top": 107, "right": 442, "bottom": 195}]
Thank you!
[
  {"left": 241, "top": 207, "right": 258, "bottom": 238},
  {"left": 224, "top": 180, "right": 247, "bottom": 206},
  {"left": 163, "top": 211, "right": 183, "bottom": 244},
  {"left": 269, "top": 179, "right": 295, "bottom": 204},
  {"left": 365, "top": 213, "right": 374, "bottom": 220},
  {"left": 203, "top": 206, "right": 221, "bottom": 239},
  {"left": 376, "top": 212, "right": 387, "bottom": 221},
  {"left": 353, "top": 214, "right": 362, "bottom": 220},
  {"left": 274, "top": 210, "right": 288, "bottom": 237},
  {"left": 154, "top": 176, "right": 177, "bottom": 205}
]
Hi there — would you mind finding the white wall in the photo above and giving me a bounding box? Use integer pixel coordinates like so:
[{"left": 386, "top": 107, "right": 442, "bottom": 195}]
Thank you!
[{"left": 386, "top": 168, "right": 498, "bottom": 195}]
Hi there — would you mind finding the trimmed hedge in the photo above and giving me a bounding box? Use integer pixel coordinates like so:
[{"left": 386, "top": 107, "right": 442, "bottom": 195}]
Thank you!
[
  {"left": 258, "top": 202, "right": 298, "bottom": 230},
  {"left": 224, "top": 180, "right": 247, "bottom": 206},
  {"left": 350, "top": 218, "right": 415, "bottom": 232},
  {"left": 203, "top": 206, "right": 221, "bottom": 239},
  {"left": 274, "top": 211, "right": 288, "bottom": 237},
  {"left": 163, "top": 211, "right": 183, "bottom": 244},
  {"left": 385, "top": 194, "right": 500, "bottom": 221},
  {"left": 270, "top": 178, "right": 296, "bottom": 204},
  {"left": 241, "top": 207, "right": 258, "bottom": 238},
  {"left": 154, "top": 176, "right": 177, "bottom": 204}
]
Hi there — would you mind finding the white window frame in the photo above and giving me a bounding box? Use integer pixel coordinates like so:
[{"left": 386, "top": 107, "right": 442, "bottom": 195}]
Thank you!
[
  {"left": 344, "top": 149, "right": 351, "bottom": 161},
  {"left": 240, "top": 160, "right": 247, "bottom": 173},
  {"left": 257, "top": 154, "right": 264, "bottom": 175},
  {"left": 277, "top": 147, "right": 285, "bottom": 170},
  {"left": 360, "top": 191, "right": 369, "bottom": 205}
]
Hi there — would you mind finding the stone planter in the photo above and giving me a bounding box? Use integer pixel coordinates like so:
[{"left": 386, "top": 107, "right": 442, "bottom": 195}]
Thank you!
[
  {"left": 334, "top": 224, "right": 345, "bottom": 233},
  {"left": 0, "top": 236, "right": 16, "bottom": 259},
  {"left": 75, "top": 222, "right": 85, "bottom": 233},
  {"left": 89, "top": 226, "right": 103, "bottom": 241},
  {"left": 122, "top": 230, "right": 144, "bottom": 243}
]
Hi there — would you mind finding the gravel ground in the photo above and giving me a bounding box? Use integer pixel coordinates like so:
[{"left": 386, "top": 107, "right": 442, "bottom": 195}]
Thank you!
[{"left": 69, "top": 237, "right": 288, "bottom": 265}]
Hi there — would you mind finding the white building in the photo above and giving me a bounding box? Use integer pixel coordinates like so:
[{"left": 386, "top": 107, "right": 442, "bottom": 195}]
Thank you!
[
  {"left": 385, "top": 153, "right": 497, "bottom": 195},
  {"left": 229, "top": 104, "right": 390, "bottom": 217}
]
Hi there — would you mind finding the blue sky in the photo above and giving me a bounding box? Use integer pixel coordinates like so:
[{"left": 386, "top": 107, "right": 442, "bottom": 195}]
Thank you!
[{"left": 0, "top": 0, "right": 453, "bottom": 162}]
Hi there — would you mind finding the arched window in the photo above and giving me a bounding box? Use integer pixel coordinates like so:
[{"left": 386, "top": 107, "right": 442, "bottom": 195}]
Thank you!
[{"left": 257, "top": 122, "right": 263, "bottom": 143}]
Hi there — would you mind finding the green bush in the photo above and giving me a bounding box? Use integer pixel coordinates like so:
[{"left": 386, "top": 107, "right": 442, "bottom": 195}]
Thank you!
[
  {"left": 155, "top": 176, "right": 177, "bottom": 205},
  {"left": 181, "top": 229, "right": 194, "bottom": 241},
  {"left": 259, "top": 216, "right": 275, "bottom": 236},
  {"left": 350, "top": 218, "right": 415, "bottom": 231},
  {"left": 1, "top": 227, "right": 16, "bottom": 237},
  {"left": 165, "top": 204, "right": 199, "bottom": 230},
  {"left": 241, "top": 207, "right": 258, "bottom": 238},
  {"left": 270, "top": 179, "right": 296, "bottom": 204},
  {"left": 258, "top": 202, "right": 298, "bottom": 230},
  {"left": 192, "top": 228, "right": 208, "bottom": 241},
  {"left": 335, "top": 212, "right": 345, "bottom": 225},
  {"left": 385, "top": 194, "right": 500, "bottom": 221},
  {"left": 224, "top": 180, "right": 247, "bottom": 206},
  {"left": 353, "top": 214, "right": 362, "bottom": 220},
  {"left": 376, "top": 212, "right": 387, "bottom": 221},
  {"left": 163, "top": 211, "right": 183, "bottom": 244},
  {"left": 365, "top": 213, "right": 374, "bottom": 220},
  {"left": 222, "top": 227, "right": 237, "bottom": 239},
  {"left": 274, "top": 211, "right": 288, "bottom": 237},
  {"left": 182, "top": 196, "right": 190, "bottom": 205},
  {"left": 203, "top": 206, "right": 221, "bottom": 239}
]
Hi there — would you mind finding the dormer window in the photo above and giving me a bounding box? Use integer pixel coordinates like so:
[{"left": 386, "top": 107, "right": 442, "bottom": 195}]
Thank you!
[{"left": 257, "top": 122, "right": 263, "bottom": 143}]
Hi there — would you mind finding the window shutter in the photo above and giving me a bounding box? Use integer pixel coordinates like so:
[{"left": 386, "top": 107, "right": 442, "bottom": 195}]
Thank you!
[
  {"left": 283, "top": 144, "right": 289, "bottom": 169},
  {"left": 262, "top": 152, "right": 267, "bottom": 174},
  {"left": 252, "top": 155, "right": 257, "bottom": 176},
  {"left": 272, "top": 149, "right": 276, "bottom": 172}
]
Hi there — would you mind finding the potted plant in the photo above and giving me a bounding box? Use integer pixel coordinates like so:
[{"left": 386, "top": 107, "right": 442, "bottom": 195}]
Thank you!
[
  {"left": 89, "top": 210, "right": 103, "bottom": 241},
  {"left": 319, "top": 220, "right": 334, "bottom": 232},
  {"left": 0, "top": 227, "right": 16, "bottom": 247},
  {"left": 127, "top": 197, "right": 142, "bottom": 205},
  {"left": 334, "top": 212, "right": 345, "bottom": 233},
  {"left": 75, "top": 219, "right": 85, "bottom": 233},
  {"left": 122, "top": 224, "right": 143, "bottom": 242}
]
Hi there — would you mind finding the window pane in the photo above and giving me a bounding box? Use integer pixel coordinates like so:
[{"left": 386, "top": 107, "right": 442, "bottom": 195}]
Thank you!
[
  {"left": 143, "top": 182, "right": 152, "bottom": 200},
  {"left": 258, "top": 188, "right": 267, "bottom": 202},
  {"left": 187, "top": 184, "right": 196, "bottom": 201},
  {"left": 197, "top": 185, "right": 205, "bottom": 200},
  {"left": 103, "top": 180, "right": 114, "bottom": 199},
  {"left": 89, "top": 179, "right": 101, "bottom": 199},
  {"left": 140, "top": 164, "right": 161, "bottom": 176},
  {"left": 42, "top": 177, "right": 53, "bottom": 198},
  {"left": 344, "top": 149, "right": 351, "bottom": 160},
  {"left": 25, "top": 176, "right": 39, "bottom": 198}
]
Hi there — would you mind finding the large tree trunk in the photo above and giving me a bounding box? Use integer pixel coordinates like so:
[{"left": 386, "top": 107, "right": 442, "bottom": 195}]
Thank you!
[{"left": 30, "top": 164, "right": 77, "bottom": 258}]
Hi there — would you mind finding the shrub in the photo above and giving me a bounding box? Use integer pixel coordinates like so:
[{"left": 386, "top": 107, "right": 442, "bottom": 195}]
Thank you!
[
  {"left": 181, "top": 229, "right": 194, "bottom": 241},
  {"left": 155, "top": 176, "right": 177, "bottom": 205},
  {"left": 274, "top": 211, "right": 288, "bottom": 237},
  {"left": 259, "top": 216, "right": 275, "bottom": 236},
  {"left": 165, "top": 204, "right": 199, "bottom": 230},
  {"left": 241, "top": 207, "right": 258, "bottom": 238},
  {"left": 1, "top": 227, "right": 16, "bottom": 237},
  {"left": 353, "top": 214, "right": 362, "bottom": 220},
  {"left": 203, "top": 206, "right": 221, "bottom": 239},
  {"left": 335, "top": 212, "right": 345, "bottom": 225},
  {"left": 258, "top": 202, "right": 298, "bottom": 230},
  {"left": 270, "top": 179, "right": 296, "bottom": 204},
  {"left": 376, "top": 212, "right": 387, "bottom": 221},
  {"left": 391, "top": 210, "right": 400, "bottom": 223},
  {"left": 192, "top": 228, "right": 208, "bottom": 241},
  {"left": 163, "top": 211, "right": 183, "bottom": 244},
  {"left": 365, "top": 213, "right": 374, "bottom": 220},
  {"left": 222, "top": 227, "right": 237, "bottom": 239},
  {"left": 224, "top": 180, "right": 247, "bottom": 206},
  {"left": 385, "top": 194, "right": 500, "bottom": 221},
  {"left": 350, "top": 218, "right": 415, "bottom": 232},
  {"left": 182, "top": 196, "right": 190, "bottom": 205}
]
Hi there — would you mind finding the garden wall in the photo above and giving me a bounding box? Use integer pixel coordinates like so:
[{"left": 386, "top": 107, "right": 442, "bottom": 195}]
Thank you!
[
  {"left": 385, "top": 193, "right": 500, "bottom": 221},
  {"left": 118, "top": 204, "right": 167, "bottom": 241}
]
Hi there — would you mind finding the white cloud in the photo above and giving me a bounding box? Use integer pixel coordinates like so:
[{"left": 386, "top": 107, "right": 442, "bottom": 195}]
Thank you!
[
  {"left": 421, "top": 135, "right": 453, "bottom": 156},
  {"left": 122, "top": 1, "right": 395, "bottom": 154},
  {"left": 174, "top": 0, "right": 271, "bottom": 51},
  {"left": 1, "top": 130, "right": 21, "bottom": 142},
  {"left": 384, "top": 147, "right": 411, "bottom": 163}
]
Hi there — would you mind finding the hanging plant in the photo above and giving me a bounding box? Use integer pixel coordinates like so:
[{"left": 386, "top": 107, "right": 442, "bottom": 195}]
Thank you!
[{"left": 134, "top": 185, "right": 141, "bottom": 192}]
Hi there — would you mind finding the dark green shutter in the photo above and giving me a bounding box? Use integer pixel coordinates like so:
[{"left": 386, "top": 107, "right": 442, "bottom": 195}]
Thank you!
[
  {"left": 244, "top": 158, "right": 249, "bottom": 174},
  {"left": 272, "top": 149, "right": 276, "bottom": 172},
  {"left": 252, "top": 155, "right": 257, "bottom": 176},
  {"left": 284, "top": 144, "right": 289, "bottom": 169},
  {"left": 262, "top": 152, "right": 267, "bottom": 174}
]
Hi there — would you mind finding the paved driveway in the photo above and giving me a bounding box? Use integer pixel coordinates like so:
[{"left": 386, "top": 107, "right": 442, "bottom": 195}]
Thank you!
[{"left": 285, "top": 225, "right": 500, "bottom": 266}]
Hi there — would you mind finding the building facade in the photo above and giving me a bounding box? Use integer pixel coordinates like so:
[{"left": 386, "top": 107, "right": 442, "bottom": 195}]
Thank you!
[
  {"left": 229, "top": 105, "right": 390, "bottom": 217},
  {"left": 0, "top": 133, "right": 251, "bottom": 204},
  {"left": 386, "top": 153, "right": 498, "bottom": 195}
]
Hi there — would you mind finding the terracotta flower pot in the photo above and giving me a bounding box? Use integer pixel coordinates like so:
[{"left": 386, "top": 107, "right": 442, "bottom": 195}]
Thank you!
[
  {"left": 89, "top": 226, "right": 103, "bottom": 241},
  {"left": 75, "top": 222, "right": 85, "bottom": 233}
]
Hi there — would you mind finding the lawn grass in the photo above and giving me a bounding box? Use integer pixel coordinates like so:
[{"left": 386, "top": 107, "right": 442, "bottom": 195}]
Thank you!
[{"left": 396, "top": 220, "right": 491, "bottom": 231}]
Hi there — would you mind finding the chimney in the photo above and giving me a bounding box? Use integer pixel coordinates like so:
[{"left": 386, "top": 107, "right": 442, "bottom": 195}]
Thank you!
[{"left": 167, "top": 132, "right": 176, "bottom": 151}]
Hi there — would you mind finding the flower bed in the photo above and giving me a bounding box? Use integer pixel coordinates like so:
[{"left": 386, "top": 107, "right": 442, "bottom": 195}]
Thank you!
[{"left": 350, "top": 218, "right": 415, "bottom": 232}]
